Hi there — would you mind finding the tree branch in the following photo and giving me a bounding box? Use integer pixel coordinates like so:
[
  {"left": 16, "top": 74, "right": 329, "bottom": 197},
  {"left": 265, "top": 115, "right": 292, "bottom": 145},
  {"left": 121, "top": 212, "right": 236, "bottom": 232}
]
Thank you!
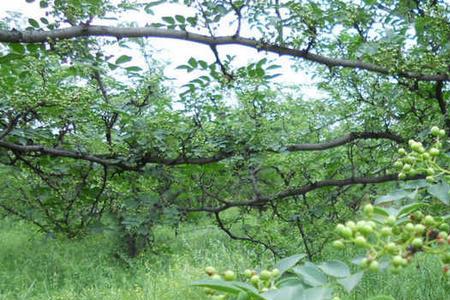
[
  {"left": 285, "top": 131, "right": 403, "bottom": 151},
  {"left": 186, "top": 173, "right": 424, "bottom": 213},
  {"left": 214, "top": 212, "right": 279, "bottom": 257},
  {"left": 0, "top": 130, "right": 404, "bottom": 169},
  {"left": 0, "top": 25, "right": 447, "bottom": 81}
]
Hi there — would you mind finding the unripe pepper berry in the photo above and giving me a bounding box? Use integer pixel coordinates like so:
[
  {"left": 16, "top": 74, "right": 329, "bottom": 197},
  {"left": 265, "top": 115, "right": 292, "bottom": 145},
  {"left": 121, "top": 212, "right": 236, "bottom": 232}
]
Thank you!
[
  {"left": 260, "top": 270, "right": 271, "bottom": 281},
  {"left": 412, "top": 238, "right": 423, "bottom": 249},
  {"left": 369, "top": 260, "right": 380, "bottom": 272}
]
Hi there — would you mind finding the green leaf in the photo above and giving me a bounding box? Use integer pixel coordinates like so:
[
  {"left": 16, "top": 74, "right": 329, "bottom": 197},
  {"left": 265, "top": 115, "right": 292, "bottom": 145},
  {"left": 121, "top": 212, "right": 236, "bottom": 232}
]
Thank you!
[
  {"left": 191, "top": 279, "right": 243, "bottom": 295},
  {"left": 126, "top": 66, "right": 143, "bottom": 72},
  {"left": 176, "top": 65, "right": 193, "bottom": 71},
  {"left": 375, "top": 189, "right": 412, "bottom": 204},
  {"left": 264, "top": 286, "right": 331, "bottom": 300},
  {"left": 175, "top": 15, "right": 185, "bottom": 23},
  {"left": 263, "top": 285, "right": 304, "bottom": 300},
  {"left": 255, "top": 67, "right": 265, "bottom": 77},
  {"left": 318, "top": 260, "right": 350, "bottom": 278},
  {"left": 397, "top": 203, "right": 428, "bottom": 218},
  {"left": 301, "top": 287, "right": 332, "bottom": 300},
  {"left": 401, "top": 179, "right": 428, "bottom": 190},
  {"left": 231, "top": 282, "right": 267, "bottom": 300},
  {"left": 192, "top": 280, "right": 266, "bottom": 299},
  {"left": 292, "top": 262, "right": 327, "bottom": 287},
  {"left": 373, "top": 206, "right": 390, "bottom": 217},
  {"left": 256, "top": 58, "right": 267, "bottom": 68},
  {"left": 162, "top": 16, "right": 175, "bottom": 24},
  {"left": 108, "top": 63, "right": 119, "bottom": 70},
  {"left": 427, "top": 181, "right": 450, "bottom": 205},
  {"left": 187, "top": 16, "right": 197, "bottom": 26},
  {"left": 337, "top": 272, "right": 364, "bottom": 293},
  {"left": 115, "top": 55, "right": 132, "bottom": 64},
  {"left": 275, "top": 254, "right": 306, "bottom": 274},
  {"left": 276, "top": 276, "right": 305, "bottom": 288},
  {"left": 144, "top": 0, "right": 164, "bottom": 13},
  {"left": 188, "top": 57, "right": 198, "bottom": 68},
  {"left": 28, "top": 18, "right": 40, "bottom": 28},
  {"left": 198, "top": 60, "right": 208, "bottom": 69},
  {"left": 9, "top": 43, "right": 25, "bottom": 55},
  {"left": 237, "top": 292, "right": 250, "bottom": 300}
]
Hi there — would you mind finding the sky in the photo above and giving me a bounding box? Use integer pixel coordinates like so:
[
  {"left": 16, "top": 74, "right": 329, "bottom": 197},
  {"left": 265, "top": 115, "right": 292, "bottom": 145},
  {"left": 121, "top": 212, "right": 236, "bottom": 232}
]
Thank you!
[{"left": 0, "top": 0, "right": 321, "bottom": 99}]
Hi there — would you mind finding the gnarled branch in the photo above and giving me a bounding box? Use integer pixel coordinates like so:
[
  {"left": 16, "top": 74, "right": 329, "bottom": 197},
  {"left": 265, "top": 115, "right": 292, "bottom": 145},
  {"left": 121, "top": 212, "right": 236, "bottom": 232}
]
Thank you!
[
  {"left": 0, "top": 131, "right": 403, "bottom": 169},
  {"left": 0, "top": 26, "right": 447, "bottom": 81},
  {"left": 186, "top": 173, "right": 424, "bottom": 213}
]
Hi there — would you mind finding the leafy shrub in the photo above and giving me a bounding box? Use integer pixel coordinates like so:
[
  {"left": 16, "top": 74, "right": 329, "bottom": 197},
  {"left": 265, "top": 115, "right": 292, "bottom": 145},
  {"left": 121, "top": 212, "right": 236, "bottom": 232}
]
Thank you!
[{"left": 192, "top": 127, "right": 450, "bottom": 299}]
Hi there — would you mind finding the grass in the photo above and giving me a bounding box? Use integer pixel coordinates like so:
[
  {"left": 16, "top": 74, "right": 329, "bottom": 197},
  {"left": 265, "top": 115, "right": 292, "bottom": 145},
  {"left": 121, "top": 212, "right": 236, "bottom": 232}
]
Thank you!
[
  {"left": 0, "top": 218, "right": 449, "bottom": 300},
  {"left": 0, "top": 219, "right": 270, "bottom": 300}
]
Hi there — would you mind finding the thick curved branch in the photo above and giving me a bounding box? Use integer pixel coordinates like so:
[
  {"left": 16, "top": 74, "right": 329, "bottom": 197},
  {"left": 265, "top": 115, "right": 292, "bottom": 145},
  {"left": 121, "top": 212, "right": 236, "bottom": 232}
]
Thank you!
[
  {"left": 285, "top": 131, "right": 403, "bottom": 151},
  {"left": 0, "top": 131, "right": 403, "bottom": 169},
  {"left": 187, "top": 173, "right": 424, "bottom": 213},
  {"left": 0, "top": 25, "right": 447, "bottom": 81},
  {"left": 0, "top": 140, "right": 232, "bottom": 170}
]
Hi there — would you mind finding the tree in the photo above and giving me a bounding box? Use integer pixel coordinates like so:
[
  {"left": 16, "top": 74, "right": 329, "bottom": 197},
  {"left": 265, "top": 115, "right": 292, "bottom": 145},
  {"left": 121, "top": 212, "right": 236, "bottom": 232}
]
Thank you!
[{"left": 0, "top": 0, "right": 448, "bottom": 256}]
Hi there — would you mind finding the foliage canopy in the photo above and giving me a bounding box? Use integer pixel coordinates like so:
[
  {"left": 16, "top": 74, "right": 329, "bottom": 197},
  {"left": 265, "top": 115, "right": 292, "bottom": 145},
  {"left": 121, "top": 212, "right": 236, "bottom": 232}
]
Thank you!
[{"left": 0, "top": 0, "right": 449, "bottom": 257}]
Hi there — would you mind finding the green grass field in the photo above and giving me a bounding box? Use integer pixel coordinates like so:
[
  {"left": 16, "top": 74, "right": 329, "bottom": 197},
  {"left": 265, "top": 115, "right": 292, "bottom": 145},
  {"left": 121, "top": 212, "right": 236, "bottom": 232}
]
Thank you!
[{"left": 0, "top": 219, "right": 449, "bottom": 300}]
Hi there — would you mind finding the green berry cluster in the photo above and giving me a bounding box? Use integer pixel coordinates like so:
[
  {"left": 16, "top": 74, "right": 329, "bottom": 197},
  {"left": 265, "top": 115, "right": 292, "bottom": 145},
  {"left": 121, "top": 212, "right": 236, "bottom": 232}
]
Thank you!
[
  {"left": 203, "top": 266, "right": 280, "bottom": 297},
  {"left": 334, "top": 204, "right": 450, "bottom": 276},
  {"left": 395, "top": 126, "right": 446, "bottom": 182},
  {"left": 204, "top": 266, "right": 237, "bottom": 281}
]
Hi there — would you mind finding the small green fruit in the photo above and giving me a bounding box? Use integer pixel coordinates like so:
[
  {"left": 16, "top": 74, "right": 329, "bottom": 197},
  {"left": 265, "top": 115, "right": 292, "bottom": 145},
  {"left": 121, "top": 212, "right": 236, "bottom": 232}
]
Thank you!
[
  {"left": 369, "top": 260, "right": 380, "bottom": 272},
  {"left": 243, "top": 269, "right": 253, "bottom": 278},
  {"left": 405, "top": 223, "right": 415, "bottom": 233},
  {"left": 360, "top": 258, "right": 369, "bottom": 268},
  {"left": 384, "top": 242, "right": 398, "bottom": 254},
  {"left": 412, "top": 238, "right": 423, "bottom": 249},
  {"left": 438, "top": 231, "right": 448, "bottom": 240},
  {"left": 439, "top": 223, "right": 449, "bottom": 232},
  {"left": 271, "top": 268, "right": 280, "bottom": 277},
  {"left": 354, "top": 236, "right": 368, "bottom": 248},
  {"left": 205, "top": 266, "right": 217, "bottom": 276},
  {"left": 364, "top": 204, "right": 374, "bottom": 215},
  {"left": 345, "top": 221, "right": 356, "bottom": 230},
  {"left": 431, "top": 126, "right": 440, "bottom": 136},
  {"left": 260, "top": 270, "right": 271, "bottom": 280},
  {"left": 381, "top": 226, "right": 392, "bottom": 237},
  {"left": 392, "top": 255, "right": 403, "bottom": 267},
  {"left": 414, "top": 224, "right": 426, "bottom": 235},
  {"left": 211, "top": 274, "right": 221, "bottom": 280},
  {"left": 336, "top": 224, "right": 353, "bottom": 239},
  {"left": 393, "top": 161, "right": 403, "bottom": 168},
  {"left": 429, "top": 148, "right": 440, "bottom": 156},
  {"left": 423, "top": 215, "right": 435, "bottom": 226},
  {"left": 385, "top": 216, "right": 396, "bottom": 226},
  {"left": 223, "top": 270, "right": 236, "bottom": 281},
  {"left": 441, "top": 252, "right": 450, "bottom": 264},
  {"left": 333, "top": 240, "right": 345, "bottom": 249},
  {"left": 250, "top": 275, "right": 260, "bottom": 285}
]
